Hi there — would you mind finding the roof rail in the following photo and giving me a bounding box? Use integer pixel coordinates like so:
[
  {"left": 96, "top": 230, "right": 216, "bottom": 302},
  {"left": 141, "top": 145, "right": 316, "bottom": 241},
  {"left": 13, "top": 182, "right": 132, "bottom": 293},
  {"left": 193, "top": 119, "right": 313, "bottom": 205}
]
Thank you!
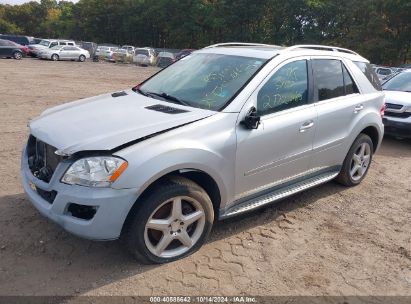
[
  {"left": 204, "top": 42, "right": 282, "bottom": 49},
  {"left": 285, "top": 44, "right": 358, "bottom": 55}
]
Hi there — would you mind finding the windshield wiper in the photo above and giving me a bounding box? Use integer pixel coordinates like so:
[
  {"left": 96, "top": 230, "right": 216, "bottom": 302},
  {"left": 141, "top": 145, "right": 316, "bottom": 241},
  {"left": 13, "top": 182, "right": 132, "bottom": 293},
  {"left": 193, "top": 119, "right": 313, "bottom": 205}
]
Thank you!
[
  {"left": 135, "top": 87, "right": 148, "bottom": 97},
  {"left": 145, "top": 91, "right": 191, "bottom": 107}
]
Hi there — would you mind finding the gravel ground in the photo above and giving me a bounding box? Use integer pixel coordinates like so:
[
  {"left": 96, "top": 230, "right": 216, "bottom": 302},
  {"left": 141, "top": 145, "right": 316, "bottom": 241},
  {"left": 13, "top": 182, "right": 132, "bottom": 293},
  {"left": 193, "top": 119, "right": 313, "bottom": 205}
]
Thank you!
[{"left": 0, "top": 58, "right": 410, "bottom": 297}]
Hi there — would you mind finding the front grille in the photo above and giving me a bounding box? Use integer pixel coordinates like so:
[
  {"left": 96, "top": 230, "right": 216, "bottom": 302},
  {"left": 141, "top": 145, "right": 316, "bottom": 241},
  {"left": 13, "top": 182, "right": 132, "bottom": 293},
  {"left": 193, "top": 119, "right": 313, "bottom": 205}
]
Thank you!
[
  {"left": 385, "top": 103, "right": 403, "bottom": 110},
  {"left": 385, "top": 112, "right": 411, "bottom": 119},
  {"left": 27, "top": 135, "right": 62, "bottom": 183}
]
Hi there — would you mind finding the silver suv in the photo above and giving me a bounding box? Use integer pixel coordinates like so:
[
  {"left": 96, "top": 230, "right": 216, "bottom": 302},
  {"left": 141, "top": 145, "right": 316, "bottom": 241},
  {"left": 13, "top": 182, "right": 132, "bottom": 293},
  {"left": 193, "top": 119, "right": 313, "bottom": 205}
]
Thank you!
[{"left": 21, "top": 43, "right": 385, "bottom": 263}]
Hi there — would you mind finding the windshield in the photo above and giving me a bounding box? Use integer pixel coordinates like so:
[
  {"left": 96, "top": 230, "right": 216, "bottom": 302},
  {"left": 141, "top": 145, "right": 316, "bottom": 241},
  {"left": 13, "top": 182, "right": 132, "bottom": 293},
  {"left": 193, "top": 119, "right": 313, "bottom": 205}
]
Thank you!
[
  {"left": 382, "top": 72, "right": 411, "bottom": 92},
  {"left": 39, "top": 40, "right": 50, "bottom": 46},
  {"left": 138, "top": 53, "right": 266, "bottom": 111}
]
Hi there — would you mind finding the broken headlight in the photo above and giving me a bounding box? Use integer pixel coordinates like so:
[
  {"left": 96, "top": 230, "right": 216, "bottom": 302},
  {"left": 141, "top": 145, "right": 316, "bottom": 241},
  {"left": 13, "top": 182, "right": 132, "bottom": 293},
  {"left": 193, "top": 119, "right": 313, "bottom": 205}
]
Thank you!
[{"left": 61, "top": 156, "right": 128, "bottom": 187}]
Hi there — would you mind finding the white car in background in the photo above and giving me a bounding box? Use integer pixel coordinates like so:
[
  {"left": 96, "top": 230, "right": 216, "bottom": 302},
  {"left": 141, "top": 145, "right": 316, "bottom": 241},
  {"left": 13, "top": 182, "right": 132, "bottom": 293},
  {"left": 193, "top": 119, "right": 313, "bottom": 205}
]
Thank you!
[
  {"left": 373, "top": 66, "right": 394, "bottom": 82},
  {"left": 28, "top": 39, "right": 76, "bottom": 57},
  {"left": 382, "top": 70, "right": 411, "bottom": 138},
  {"left": 133, "top": 47, "right": 156, "bottom": 66},
  {"left": 122, "top": 45, "right": 136, "bottom": 53},
  {"left": 95, "top": 46, "right": 118, "bottom": 59},
  {"left": 38, "top": 45, "right": 90, "bottom": 62}
]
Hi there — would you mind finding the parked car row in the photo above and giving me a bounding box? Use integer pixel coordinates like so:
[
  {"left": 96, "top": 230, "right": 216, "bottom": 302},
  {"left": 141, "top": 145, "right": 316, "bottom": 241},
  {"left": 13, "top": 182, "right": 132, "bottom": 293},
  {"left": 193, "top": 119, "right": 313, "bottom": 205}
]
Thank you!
[
  {"left": 0, "top": 34, "right": 197, "bottom": 67},
  {"left": 93, "top": 44, "right": 194, "bottom": 68}
]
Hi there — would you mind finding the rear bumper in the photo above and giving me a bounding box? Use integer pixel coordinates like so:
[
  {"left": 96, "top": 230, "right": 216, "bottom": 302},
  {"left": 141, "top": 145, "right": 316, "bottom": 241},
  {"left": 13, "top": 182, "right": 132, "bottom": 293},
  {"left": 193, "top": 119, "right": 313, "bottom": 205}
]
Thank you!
[
  {"left": 383, "top": 118, "right": 411, "bottom": 138},
  {"left": 20, "top": 145, "right": 139, "bottom": 240}
]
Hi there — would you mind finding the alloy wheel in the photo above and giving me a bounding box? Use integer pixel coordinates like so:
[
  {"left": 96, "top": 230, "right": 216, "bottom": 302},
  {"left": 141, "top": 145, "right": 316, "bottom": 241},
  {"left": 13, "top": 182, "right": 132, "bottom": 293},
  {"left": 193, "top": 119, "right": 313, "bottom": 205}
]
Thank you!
[
  {"left": 144, "top": 196, "right": 205, "bottom": 258},
  {"left": 350, "top": 142, "right": 371, "bottom": 181}
]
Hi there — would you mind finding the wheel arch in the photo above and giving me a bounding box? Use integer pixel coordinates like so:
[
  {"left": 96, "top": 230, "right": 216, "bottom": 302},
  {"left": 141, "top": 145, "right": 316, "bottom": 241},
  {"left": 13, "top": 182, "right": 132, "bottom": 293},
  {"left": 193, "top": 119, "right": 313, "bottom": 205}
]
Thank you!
[
  {"left": 121, "top": 168, "right": 223, "bottom": 236},
  {"left": 359, "top": 125, "right": 381, "bottom": 152}
]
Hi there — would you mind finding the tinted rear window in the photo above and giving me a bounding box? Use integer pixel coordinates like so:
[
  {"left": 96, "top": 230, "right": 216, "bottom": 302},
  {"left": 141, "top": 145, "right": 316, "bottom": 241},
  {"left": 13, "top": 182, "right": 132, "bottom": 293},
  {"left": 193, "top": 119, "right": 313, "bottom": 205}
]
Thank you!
[
  {"left": 313, "top": 59, "right": 345, "bottom": 101},
  {"left": 354, "top": 61, "right": 382, "bottom": 90}
]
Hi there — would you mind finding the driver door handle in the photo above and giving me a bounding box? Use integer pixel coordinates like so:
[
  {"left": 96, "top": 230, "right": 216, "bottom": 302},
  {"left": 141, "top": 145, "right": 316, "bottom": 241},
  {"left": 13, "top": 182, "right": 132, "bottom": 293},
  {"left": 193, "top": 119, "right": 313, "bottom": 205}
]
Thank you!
[{"left": 300, "top": 120, "right": 314, "bottom": 132}]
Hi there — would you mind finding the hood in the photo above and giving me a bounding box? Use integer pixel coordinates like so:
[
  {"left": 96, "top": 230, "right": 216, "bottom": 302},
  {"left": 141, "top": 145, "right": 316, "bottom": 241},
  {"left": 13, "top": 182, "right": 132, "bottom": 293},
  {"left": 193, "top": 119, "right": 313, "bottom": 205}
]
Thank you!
[
  {"left": 29, "top": 89, "right": 215, "bottom": 155},
  {"left": 384, "top": 90, "right": 411, "bottom": 107}
]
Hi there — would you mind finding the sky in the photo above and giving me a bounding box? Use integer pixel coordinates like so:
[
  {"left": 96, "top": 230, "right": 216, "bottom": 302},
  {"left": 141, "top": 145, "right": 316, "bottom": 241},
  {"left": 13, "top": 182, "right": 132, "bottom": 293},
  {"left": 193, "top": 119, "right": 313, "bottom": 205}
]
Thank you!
[{"left": 0, "top": 0, "right": 78, "bottom": 4}]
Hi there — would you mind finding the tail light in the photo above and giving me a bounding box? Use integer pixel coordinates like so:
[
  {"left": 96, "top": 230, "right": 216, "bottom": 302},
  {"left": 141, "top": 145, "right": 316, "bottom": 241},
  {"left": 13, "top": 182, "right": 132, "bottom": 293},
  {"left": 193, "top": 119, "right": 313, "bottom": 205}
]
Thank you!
[{"left": 380, "top": 103, "right": 386, "bottom": 119}]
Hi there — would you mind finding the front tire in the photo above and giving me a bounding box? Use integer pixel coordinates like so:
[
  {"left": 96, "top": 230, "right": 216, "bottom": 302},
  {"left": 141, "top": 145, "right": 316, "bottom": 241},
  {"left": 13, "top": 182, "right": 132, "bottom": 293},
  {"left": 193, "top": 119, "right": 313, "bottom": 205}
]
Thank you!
[
  {"left": 51, "top": 54, "right": 59, "bottom": 61},
  {"left": 122, "top": 176, "right": 214, "bottom": 264},
  {"left": 336, "top": 134, "right": 374, "bottom": 186},
  {"left": 79, "top": 55, "right": 86, "bottom": 62}
]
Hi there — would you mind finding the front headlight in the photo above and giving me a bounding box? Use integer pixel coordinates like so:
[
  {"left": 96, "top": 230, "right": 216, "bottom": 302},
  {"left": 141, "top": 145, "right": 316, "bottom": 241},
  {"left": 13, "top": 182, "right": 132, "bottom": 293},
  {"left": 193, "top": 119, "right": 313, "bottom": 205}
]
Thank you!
[{"left": 61, "top": 156, "right": 128, "bottom": 187}]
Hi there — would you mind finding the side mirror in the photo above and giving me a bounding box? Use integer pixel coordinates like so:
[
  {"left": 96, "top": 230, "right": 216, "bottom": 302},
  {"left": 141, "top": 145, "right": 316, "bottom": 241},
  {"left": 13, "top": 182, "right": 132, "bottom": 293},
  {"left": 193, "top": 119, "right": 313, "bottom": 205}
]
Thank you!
[{"left": 241, "top": 107, "right": 260, "bottom": 129}]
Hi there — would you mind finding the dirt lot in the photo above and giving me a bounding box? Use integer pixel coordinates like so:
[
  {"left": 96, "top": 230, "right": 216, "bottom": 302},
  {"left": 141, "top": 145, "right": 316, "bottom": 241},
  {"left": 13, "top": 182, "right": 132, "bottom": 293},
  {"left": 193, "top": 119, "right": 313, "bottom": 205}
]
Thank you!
[{"left": 0, "top": 58, "right": 410, "bottom": 297}]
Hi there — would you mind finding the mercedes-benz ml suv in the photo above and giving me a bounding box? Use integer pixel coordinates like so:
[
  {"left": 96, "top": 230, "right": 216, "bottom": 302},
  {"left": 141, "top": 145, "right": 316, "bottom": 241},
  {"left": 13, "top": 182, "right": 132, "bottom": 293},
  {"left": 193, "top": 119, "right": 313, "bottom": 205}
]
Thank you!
[{"left": 21, "top": 43, "right": 385, "bottom": 264}]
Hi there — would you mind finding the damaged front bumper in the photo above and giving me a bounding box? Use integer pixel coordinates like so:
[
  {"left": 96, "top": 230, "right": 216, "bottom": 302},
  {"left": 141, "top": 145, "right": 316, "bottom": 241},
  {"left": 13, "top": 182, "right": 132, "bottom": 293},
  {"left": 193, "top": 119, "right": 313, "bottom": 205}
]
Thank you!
[{"left": 20, "top": 145, "right": 139, "bottom": 240}]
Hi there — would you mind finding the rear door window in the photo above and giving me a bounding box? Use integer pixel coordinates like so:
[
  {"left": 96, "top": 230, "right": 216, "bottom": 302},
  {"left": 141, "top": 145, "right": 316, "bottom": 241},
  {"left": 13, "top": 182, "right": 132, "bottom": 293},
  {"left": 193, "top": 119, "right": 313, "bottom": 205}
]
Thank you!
[
  {"left": 353, "top": 61, "right": 382, "bottom": 90},
  {"left": 313, "top": 59, "right": 345, "bottom": 101}
]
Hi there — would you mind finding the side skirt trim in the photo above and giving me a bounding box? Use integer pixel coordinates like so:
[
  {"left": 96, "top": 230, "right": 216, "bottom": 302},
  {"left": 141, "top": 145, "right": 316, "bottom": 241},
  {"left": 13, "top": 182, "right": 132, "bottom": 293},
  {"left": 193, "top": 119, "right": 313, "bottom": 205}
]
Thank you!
[{"left": 219, "top": 170, "right": 339, "bottom": 219}]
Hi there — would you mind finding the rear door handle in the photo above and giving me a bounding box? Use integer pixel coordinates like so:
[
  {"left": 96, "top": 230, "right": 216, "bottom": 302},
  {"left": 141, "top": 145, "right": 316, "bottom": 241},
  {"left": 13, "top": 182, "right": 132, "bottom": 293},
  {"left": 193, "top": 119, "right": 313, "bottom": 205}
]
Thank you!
[
  {"left": 300, "top": 120, "right": 314, "bottom": 132},
  {"left": 354, "top": 104, "right": 364, "bottom": 113}
]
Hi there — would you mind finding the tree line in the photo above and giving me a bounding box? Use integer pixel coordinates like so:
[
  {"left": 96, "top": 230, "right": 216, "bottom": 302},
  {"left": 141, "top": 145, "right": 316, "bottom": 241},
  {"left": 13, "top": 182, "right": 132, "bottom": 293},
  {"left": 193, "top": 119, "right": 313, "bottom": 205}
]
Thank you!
[{"left": 0, "top": 0, "right": 410, "bottom": 65}]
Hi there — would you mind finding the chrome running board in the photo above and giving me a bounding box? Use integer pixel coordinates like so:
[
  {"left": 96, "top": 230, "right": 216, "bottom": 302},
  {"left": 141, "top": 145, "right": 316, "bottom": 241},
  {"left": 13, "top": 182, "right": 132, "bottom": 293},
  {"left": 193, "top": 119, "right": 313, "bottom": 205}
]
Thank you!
[{"left": 220, "top": 171, "right": 339, "bottom": 219}]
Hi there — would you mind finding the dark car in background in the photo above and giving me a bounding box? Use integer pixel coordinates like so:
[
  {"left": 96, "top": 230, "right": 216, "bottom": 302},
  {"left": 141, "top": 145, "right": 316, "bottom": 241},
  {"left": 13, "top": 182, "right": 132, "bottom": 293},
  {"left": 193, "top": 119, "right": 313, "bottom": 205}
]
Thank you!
[
  {"left": 0, "top": 39, "right": 29, "bottom": 59},
  {"left": 0, "top": 34, "right": 35, "bottom": 46},
  {"left": 156, "top": 51, "right": 176, "bottom": 68},
  {"left": 176, "top": 49, "right": 195, "bottom": 60},
  {"left": 33, "top": 38, "right": 43, "bottom": 44},
  {"left": 78, "top": 41, "right": 98, "bottom": 58}
]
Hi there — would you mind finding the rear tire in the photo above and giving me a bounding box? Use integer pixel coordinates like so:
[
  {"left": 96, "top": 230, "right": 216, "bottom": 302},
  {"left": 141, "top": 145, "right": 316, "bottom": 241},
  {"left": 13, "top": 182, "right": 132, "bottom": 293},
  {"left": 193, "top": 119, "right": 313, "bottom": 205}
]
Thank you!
[
  {"left": 79, "top": 55, "right": 86, "bottom": 62},
  {"left": 13, "top": 51, "right": 22, "bottom": 60},
  {"left": 336, "top": 134, "right": 374, "bottom": 187},
  {"left": 122, "top": 176, "right": 214, "bottom": 264},
  {"left": 51, "top": 54, "right": 59, "bottom": 61}
]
